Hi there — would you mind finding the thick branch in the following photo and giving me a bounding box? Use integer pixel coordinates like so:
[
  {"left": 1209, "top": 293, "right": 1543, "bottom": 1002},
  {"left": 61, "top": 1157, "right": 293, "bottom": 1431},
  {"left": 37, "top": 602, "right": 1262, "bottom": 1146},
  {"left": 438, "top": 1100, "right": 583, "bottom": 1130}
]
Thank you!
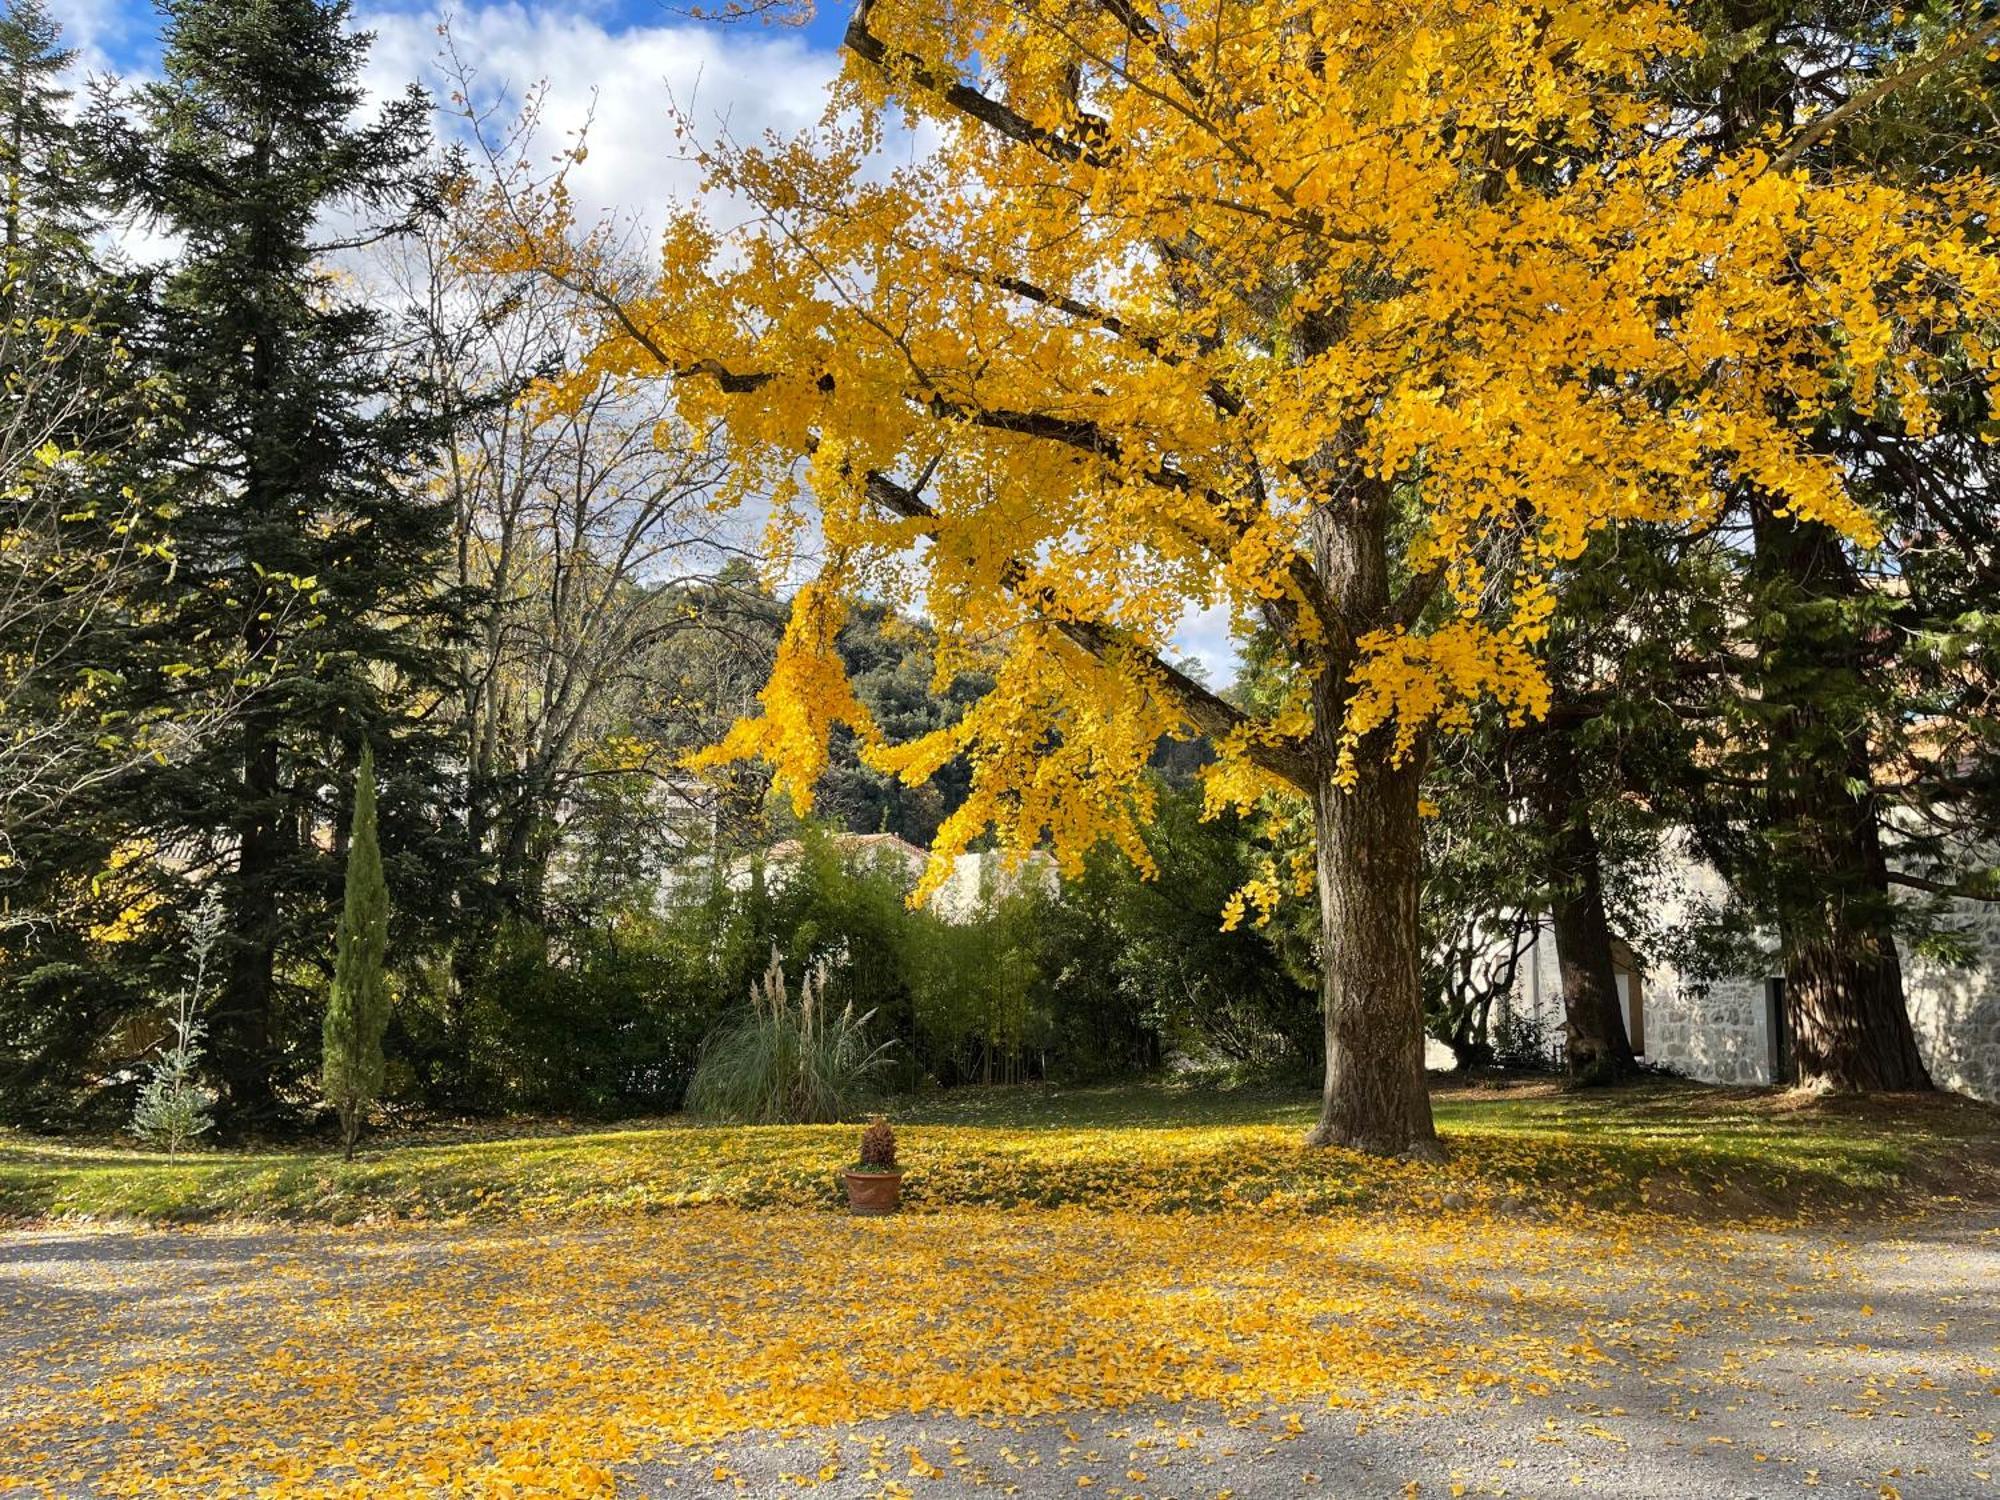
[
  {"left": 1390, "top": 565, "right": 1446, "bottom": 630},
  {"left": 1771, "top": 20, "right": 2000, "bottom": 172},
  {"left": 1093, "top": 0, "right": 1208, "bottom": 104},
  {"left": 863, "top": 469, "right": 1316, "bottom": 791},
  {"left": 843, "top": 0, "right": 1111, "bottom": 168},
  {"left": 1887, "top": 869, "right": 2000, "bottom": 904}
]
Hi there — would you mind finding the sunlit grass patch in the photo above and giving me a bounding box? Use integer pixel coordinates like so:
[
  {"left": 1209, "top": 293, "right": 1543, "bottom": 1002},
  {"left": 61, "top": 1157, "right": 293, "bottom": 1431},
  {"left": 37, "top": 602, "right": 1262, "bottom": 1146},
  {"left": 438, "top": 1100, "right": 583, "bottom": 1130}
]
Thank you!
[{"left": 1, "top": 1078, "right": 1990, "bottom": 1228}]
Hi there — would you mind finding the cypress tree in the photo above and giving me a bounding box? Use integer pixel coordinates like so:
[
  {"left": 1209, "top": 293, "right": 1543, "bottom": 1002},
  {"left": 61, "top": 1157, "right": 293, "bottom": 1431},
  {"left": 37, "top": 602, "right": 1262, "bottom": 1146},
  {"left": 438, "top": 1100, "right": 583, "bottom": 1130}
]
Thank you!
[
  {"left": 100, "top": 0, "right": 452, "bottom": 1122},
  {"left": 323, "top": 744, "right": 388, "bottom": 1158}
]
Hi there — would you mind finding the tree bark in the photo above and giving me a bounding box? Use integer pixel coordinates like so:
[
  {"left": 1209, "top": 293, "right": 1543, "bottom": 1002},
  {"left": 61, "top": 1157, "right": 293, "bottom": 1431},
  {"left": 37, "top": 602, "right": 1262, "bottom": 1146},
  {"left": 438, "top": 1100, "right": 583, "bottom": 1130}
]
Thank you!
[
  {"left": 1302, "top": 454, "right": 1441, "bottom": 1158},
  {"left": 1752, "top": 508, "right": 1931, "bottom": 1092},
  {"left": 214, "top": 705, "right": 283, "bottom": 1122},
  {"left": 1537, "top": 722, "right": 1637, "bottom": 1082},
  {"left": 1306, "top": 752, "right": 1440, "bottom": 1156},
  {"left": 1782, "top": 913, "right": 1929, "bottom": 1091},
  {"left": 1768, "top": 692, "right": 1931, "bottom": 1091}
]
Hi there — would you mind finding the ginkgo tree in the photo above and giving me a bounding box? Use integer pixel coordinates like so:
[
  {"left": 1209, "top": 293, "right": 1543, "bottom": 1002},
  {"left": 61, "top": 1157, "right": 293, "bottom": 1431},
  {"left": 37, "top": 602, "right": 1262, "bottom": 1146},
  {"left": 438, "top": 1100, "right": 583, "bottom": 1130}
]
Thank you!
[{"left": 488, "top": 0, "right": 1998, "bottom": 1155}]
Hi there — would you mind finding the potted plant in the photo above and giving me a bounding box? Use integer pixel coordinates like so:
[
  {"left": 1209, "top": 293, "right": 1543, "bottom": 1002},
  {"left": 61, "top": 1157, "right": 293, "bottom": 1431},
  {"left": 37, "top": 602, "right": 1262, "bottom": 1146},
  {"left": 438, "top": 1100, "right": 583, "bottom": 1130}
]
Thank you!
[{"left": 843, "top": 1117, "right": 903, "bottom": 1215}]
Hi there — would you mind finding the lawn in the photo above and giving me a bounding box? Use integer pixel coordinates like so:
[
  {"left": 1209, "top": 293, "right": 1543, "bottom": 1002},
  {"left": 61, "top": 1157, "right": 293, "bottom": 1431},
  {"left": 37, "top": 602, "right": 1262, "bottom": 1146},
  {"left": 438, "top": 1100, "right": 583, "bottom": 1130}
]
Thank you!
[{"left": 3, "top": 1076, "right": 1994, "bottom": 1228}]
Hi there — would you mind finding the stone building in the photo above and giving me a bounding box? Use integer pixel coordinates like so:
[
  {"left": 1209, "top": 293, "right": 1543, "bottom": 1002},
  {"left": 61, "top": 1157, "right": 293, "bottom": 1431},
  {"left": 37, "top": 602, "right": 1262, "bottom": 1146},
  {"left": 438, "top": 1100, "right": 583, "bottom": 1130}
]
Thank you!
[{"left": 1494, "top": 850, "right": 2000, "bottom": 1102}]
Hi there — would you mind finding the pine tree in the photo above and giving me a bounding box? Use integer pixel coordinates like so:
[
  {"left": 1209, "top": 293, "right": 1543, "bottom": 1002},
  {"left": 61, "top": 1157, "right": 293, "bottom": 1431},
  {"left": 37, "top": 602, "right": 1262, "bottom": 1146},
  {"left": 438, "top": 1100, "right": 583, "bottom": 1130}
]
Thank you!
[
  {"left": 99, "top": 0, "right": 452, "bottom": 1122},
  {"left": 323, "top": 744, "right": 389, "bottom": 1158},
  {"left": 0, "top": 0, "right": 83, "bottom": 298}
]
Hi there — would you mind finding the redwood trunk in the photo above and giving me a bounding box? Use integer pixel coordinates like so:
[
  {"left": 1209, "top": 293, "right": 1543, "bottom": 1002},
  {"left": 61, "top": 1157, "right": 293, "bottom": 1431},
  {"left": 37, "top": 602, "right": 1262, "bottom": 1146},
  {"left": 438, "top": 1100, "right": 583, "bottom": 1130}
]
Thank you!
[
  {"left": 1783, "top": 918, "right": 1928, "bottom": 1092},
  {"left": 1752, "top": 508, "right": 1931, "bottom": 1093},
  {"left": 1306, "top": 756, "right": 1440, "bottom": 1157},
  {"left": 1772, "top": 741, "right": 1930, "bottom": 1091}
]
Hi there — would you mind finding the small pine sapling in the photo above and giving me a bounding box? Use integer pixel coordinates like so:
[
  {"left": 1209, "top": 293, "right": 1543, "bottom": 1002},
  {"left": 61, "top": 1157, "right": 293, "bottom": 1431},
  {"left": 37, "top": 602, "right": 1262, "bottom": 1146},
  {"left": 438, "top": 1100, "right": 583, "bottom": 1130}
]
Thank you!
[{"left": 130, "top": 888, "right": 224, "bottom": 1158}]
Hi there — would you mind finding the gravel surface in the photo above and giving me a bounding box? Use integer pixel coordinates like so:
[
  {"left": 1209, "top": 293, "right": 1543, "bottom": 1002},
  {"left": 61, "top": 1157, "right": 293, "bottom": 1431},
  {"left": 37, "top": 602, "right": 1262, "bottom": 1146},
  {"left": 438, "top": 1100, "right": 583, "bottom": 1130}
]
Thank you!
[{"left": 3, "top": 1213, "right": 1995, "bottom": 1499}]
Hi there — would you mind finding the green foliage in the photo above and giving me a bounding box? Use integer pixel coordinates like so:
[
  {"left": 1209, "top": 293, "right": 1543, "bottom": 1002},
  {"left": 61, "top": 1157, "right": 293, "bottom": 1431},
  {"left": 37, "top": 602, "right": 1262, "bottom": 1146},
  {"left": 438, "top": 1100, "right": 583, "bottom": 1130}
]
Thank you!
[
  {"left": 322, "top": 747, "right": 390, "bottom": 1157},
  {"left": 899, "top": 889, "right": 1056, "bottom": 1085},
  {"left": 686, "top": 949, "right": 893, "bottom": 1124},
  {"left": 0, "top": 0, "right": 89, "bottom": 276},
  {"left": 88, "top": 0, "right": 456, "bottom": 1122},
  {"left": 1491, "top": 996, "right": 1559, "bottom": 1074},
  {"left": 418, "top": 913, "right": 729, "bottom": 1119},
  {"left": 1047, "top": 785, "right": 1319, "bottom": 1078}
]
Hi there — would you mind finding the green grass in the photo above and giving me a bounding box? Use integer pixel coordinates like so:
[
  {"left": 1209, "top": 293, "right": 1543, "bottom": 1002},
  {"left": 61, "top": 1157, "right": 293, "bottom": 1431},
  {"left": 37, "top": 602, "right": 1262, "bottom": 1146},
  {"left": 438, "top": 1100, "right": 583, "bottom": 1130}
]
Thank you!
[{"left": 2, "top": 1076, "right": 1993, "bottom": 1228}]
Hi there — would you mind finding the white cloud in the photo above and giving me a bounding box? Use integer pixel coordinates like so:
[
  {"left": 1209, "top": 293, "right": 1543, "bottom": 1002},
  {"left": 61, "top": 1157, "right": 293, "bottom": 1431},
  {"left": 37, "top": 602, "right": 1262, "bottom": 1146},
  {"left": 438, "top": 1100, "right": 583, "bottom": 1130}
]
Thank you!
[
  {"left": 1174, "top": 599, "right": 1242, "bottom": 690},
  {"left": 55, "top": 0, "right": 137, "bottom": 81},
  {"left": 359, "top": 3, "right": 841, "bottom": 235}
]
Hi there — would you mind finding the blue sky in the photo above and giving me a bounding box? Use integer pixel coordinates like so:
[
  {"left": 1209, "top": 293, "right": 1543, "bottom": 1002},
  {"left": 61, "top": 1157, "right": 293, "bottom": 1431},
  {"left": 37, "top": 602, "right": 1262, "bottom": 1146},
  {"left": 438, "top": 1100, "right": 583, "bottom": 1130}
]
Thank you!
[
  {"left": 57, "top": 0, "right": 1241, "bottom": 685},
  {"left": 68, "top": 0, "right": 851, "bottom": 93}
]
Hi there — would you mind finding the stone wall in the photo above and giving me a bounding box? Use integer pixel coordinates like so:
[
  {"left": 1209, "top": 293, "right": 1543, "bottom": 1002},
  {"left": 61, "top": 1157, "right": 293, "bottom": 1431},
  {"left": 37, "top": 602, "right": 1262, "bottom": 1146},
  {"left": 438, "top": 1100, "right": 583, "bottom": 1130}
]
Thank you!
[
  {"left": 1903, "top": 894, "right": 2000, "bottom": 1100},
  {"left": 1642, "top": 973, "right": 1773, "bottom": 1087}
]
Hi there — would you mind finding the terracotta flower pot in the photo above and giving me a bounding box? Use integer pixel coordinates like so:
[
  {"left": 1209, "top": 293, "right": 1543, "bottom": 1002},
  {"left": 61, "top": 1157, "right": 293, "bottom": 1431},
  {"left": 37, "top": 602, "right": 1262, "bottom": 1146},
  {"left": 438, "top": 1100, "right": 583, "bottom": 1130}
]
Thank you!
[{"left": 843, "top": 1168, "right": 903, "bottom": 1215}]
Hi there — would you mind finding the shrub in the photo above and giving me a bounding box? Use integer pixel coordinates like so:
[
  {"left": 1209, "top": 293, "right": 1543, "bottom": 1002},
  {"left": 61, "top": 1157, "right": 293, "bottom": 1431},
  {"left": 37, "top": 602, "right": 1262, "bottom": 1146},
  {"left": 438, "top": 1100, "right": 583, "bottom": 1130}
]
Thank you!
[
  {"left": 434, "top": 911, "right": 729, "bottom": 1118},
  {"left": 686, "top": 949, "right": 894, "bottom": 1123},
  {"left": 1492, "top": 996, "right": 1558, "bottom": 1072}
]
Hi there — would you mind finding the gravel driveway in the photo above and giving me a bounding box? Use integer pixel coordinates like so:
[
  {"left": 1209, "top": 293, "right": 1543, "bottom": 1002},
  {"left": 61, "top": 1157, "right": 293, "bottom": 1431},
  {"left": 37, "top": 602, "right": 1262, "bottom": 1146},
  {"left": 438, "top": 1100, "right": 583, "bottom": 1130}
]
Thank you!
[{"left": 3, "top": 1211, "right": 1994, "bottom": 1499}]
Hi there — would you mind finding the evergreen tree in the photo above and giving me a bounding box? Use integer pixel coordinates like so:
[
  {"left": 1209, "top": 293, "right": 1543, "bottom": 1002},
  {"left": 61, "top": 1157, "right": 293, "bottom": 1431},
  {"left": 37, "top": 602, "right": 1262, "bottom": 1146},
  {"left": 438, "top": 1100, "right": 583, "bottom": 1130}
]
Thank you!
[
  {"left": 99, "top": 0, "right": 452, "bottom": 1122},
  {"left": 323, "top": 744, "right": 388, "bottom": 1158},
  {"left": 0, "top": 0, "right": 82, "bottom": 290},
  {"left": 130, "top": 890, "right": 225, "bottom": 1158},
  {"left": 0, "top": 0, "right": 221, "bottom": 1121},
  {"left": 1653, "top": 0, "right": 1999, "bottom": 1090}
]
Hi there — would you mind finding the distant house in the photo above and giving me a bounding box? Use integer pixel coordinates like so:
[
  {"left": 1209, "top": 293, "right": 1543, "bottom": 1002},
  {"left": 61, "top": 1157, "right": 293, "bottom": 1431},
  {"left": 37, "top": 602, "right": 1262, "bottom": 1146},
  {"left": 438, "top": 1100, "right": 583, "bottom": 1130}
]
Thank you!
[{"left": 725, "top": 832, "right": 1057, "bottom": 922}]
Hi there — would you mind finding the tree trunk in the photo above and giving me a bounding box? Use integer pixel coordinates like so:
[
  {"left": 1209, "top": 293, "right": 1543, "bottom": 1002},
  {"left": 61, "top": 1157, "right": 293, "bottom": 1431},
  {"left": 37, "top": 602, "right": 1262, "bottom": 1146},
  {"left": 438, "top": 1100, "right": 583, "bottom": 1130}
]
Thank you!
[
  {"left": 1537, "top": 722, "right": 1636, "bottom": 1083},
  {"left": 1298, "top": 421, "right": 1440, "bottom": 1157},
  {"left": 210, "top": 166, "right": 289, "bottom": 1129},
  {"left": 1305, "top": 740, "right": 1441, "bottom": 1158},
  {"left": 1783, "top": 918, "right": 1928, "bottom": 1092},
  {"left": 1771, "top": 729, "right": 1931, "bottom": 1091},
  {"left": 1752, "top": 508, "right": 1931, "bottom": 1093},
  {"left": 213, "top": 709, "right": 283, "bottom": 1123}
]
